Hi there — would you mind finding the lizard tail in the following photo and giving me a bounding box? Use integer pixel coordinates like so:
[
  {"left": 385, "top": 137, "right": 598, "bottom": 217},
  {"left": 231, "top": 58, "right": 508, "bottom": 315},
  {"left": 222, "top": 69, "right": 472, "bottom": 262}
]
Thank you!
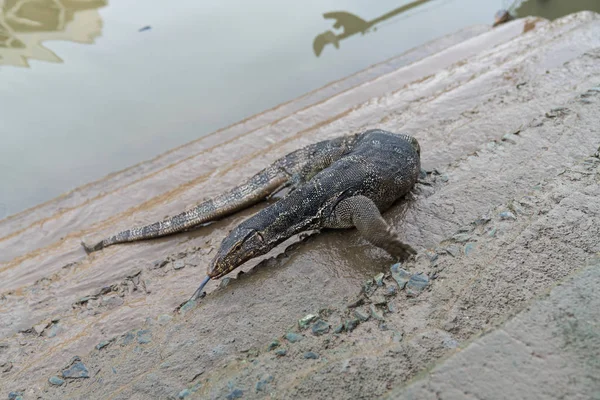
[{"left": 82, "top": 169, "right": 288, "bottom": 253}]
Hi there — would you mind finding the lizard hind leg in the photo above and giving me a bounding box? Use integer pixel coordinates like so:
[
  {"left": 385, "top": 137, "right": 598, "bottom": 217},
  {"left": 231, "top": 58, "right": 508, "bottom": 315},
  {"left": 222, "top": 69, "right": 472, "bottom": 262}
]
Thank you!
[{"left": 325, "top": 195, "right": 416, "bottom": 260}]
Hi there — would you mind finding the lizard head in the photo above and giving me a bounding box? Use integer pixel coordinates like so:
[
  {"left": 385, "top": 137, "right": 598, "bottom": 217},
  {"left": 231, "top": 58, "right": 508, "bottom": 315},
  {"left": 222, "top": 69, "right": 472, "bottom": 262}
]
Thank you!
[{"left": 207, "top": 226, "right": 266, "bottom": 279}]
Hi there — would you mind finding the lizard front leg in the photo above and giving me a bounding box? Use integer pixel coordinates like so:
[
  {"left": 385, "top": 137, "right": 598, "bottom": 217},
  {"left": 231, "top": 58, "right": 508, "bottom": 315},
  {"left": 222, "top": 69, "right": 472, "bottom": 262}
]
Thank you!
[{"left": 324, "top": 195, "right": 416, "bottom": 259}]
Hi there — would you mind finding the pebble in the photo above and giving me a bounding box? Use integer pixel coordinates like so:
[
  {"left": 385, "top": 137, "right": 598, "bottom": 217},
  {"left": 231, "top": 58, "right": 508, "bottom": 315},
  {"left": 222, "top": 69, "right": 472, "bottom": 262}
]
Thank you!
[
  {"left": 499, "top": 211, "right": 516, "bottom": 220},
  {"left": 8, "top": 392, "right": 23, "bottom": 400},
  {"left": 121, "top": 331, "right": 135, "bottom": 346},
  {"left": 362, "top": 278, "right": 375, "bottom": 295},
  {"left": 333, "top": 324, "right": 344, "bottom": 334},
  {"left": 62, "top": 360, "right": 90, "bottom": 379},
  {"left": 284, "top": 332, "right": 303, "bottom": 343},
  {"left": 439, "top": 174, "right": 449, "bottom": 182},
  {"left": 226, "top": 389, "right": 244, "bottom": 399},
  {"left": 49, "top": 376, "right": 65, "bottom": 386},
  {"left": 47, "top": 323, "right": 61, "bottom": 338},
  {"left": 464, "top": 242, "right": 477, "bottom": 256},
  {"left": 137, "top": 329, "right": 152, "bottom": 344},
  {"left": 385, "top": 285, "right": 398, "bottom": 297},
  {"left": 158, "top": 314, "right": 173, "bottom": 326},
  {"left": 474, "top": 215, "right": 491, "bottom": 226},
  {"left": 255, "top": 375, "right": 274, "bottom": 392},
  {"left": 298, "top": 314, "right": 317, "bottom": 329},
  {"left": 392, "top": 332, "right": 404, "bottom": 343},
  {"left": 303, "top": 352, "right": 319, "bottom": 359},
  {"left": 275, "top": 349, "right": 287, "bottom": 357},
  {"left": 452, "top": 233, "right": 472, "bottom": 243},
  {"left": 267, "top": 340, "right": 280, "bottom": 351},
  {"left": 406, "top": 274, "right": 429, "bottom": 297},
  {"left": 370, "top": 294, "right": 387, "bottom": 305},
  {"left": 173, "top": 260, "right": 185, "bottom": 270},
  {"left": 369, "top": 304, "right": 385, "bottom": 321},
  {"left": 345, "top": 318, "right": 360, "bottom": 332},
  {"left": 446, "top": 245, "right": 461, "bottom": 257},
  {"left": 178, "top": 389, "right": 191, "bottom": 398},
  {"left": 388, "top": 302, "right": 397, "bottom": 313},
  {"left": 219, "top": 277, "right": 232, "bottom": 289},
  {"left": 424, "top": 250, "right": 438, "bottom": 262},
  {"left": 390, "top": 263, "right": 411, "bottom": 289},
  {"left": 179, "top": 299, "right": 197, "bottom": 314},
  {"left": 95, "top": 340, "right": 111, "bottom": 350},
  {"left": 354, "top": 308, "right": 370, "bottom": 322},
  {"left": 374, "top": 273, "right": 385, "bottom": 286},
  {"left": 311, "top": 320, "right": 330, "bottom": 336}
]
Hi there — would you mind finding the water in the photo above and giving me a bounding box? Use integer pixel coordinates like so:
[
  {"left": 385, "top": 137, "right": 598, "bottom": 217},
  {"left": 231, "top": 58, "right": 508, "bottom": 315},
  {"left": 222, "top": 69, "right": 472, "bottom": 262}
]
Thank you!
[{"left": 1, "top": 0, "right": 599, "bottom": 218}]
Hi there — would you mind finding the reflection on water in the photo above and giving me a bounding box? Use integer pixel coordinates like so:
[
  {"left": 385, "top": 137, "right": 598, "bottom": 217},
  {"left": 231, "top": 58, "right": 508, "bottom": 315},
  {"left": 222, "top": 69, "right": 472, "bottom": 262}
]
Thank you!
[
  {"left": 313, "top": 0, "right": 434, "bottom": 57},
  {"left": 513, "top": 0, "right": 600, "bottom": 20},
  {"left": 0, "top": 0, "right": 106, "bottom": 67}
]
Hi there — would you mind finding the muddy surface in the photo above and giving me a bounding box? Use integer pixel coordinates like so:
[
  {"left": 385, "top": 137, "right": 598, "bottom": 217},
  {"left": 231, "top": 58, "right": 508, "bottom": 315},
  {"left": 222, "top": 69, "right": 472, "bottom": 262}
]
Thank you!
[{"left": 1, "top": 12, "right": 600, "bottom": 400}]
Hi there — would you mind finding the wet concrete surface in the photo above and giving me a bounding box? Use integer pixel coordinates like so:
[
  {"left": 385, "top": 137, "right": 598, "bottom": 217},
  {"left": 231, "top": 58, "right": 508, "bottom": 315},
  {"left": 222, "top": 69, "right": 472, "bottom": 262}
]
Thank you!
[{"left": 1, "top": 11, "right": 600, "bottom": 400}]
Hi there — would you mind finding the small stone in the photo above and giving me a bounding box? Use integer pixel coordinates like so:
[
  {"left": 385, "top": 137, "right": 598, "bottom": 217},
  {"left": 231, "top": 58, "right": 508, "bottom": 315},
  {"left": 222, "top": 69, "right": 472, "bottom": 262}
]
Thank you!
[
  {"left": 311, "top": 320, "right": 330, "bottom": 336},
  {"left": 62, "top": 360, "right": 90, "bottom": 379},
  {"left": 298, "top": 314, "right": 317, "bottom": 329},
  {"left": 47, "top": 323, "right": 61, "bottom": 338},
  {"left": 406, "top": 274, "right": 429, "bottom": 297},
  {"left": 303, "top": 351, "right": 319, "bottom": 359},
  {"left": 424, "top": 250, "right": 438, "bottom": 262},
  {"left": 178, "top": 389, "right": 191, "bottom": 398},
  {"left": 267, "top": 340, "right": 280, "bottom": 351},
  {"left": 464, "top": 242, "right": 477, "bottom": 256},
  {"left": 96, "top": 340, "right": 111, "bottom": 350},
  {"left": 255, "top": 374, "right": 274, "bottom": 392},
  {"left": 284, "top": 332, "right": 303, "bottom": 343},
  {"left": 33, "top": 322, "right": 49, "bottom": 335},
  {"left": 370, "top": 295, "right": 387, "bottom": 305},
  {"left": 385, "top": 285, "right": 398, "bottom": 297},
  {"left": 474, "top": 215, "right": 491, "bottom": 226},
  {"left": 121, "top": 331, "right": 135, "bottom": 345},
  {"left": 1, "top": 362, "right": 13, "bottom": 373},
  {"left": 137, "top": 329, "right": 152, "bottom": 344},
  {"left": 379, "top": 322, "right": 390, "bottom": 331},
  {"left": 443, "top": 337, "right": 459, "bottom": 349},
  {"left": 8, "top": 392, "right": 23, "bottom": 400},
  {"left": 101, "top": 295, "right": 124, "bottom": 308},
  {"left": 419, "top": 168, "right": 428, "bottom": 179},
  {"left": 219, "top": 277, "right": 232, "bottom": 289},
  {"left": 158, "top": 314, "right": 173, "bottom": 325},
  {"left": 345, "top": 318, "right": 360, "bottom": 332},
  {"left": 392, "top": 332, "right": 404, "bottom": 343},
  {"left": 333, "top": 324, "right": 344, "bottom": 334},
  {"left": 452, "top": 233, "right": 472, "bottom": 243},
  {"left": 346, "top": 296, "right": 365, "bottom": 308},
  {"left": 49, "top": 376, "right": 65, "bottom": 386},
  {"left": 173, "top": 260, "right": 185, "bottom": 270},
  {"left": 446, "top": 245, "right": 461, "bottom": 257},
  {"left": 499, "top": 211, "right": 516, "bottom": 220},
  {"left": 487, "top": 227, "right": 497, "bottom": 237},
  {"left": 390, "top": 263, "right": 411, "bottom": 289},
  {"left": 226, "top": 389, "right": 244, "bottom": 399},
  {"left": 369, "top": 304, "right": 384, "bottom": 321},
  {"left": 388, "top": 302, "right": 398, "bottom": 313},
  {"left": 354, "top": 308, "right": 370, "bottom": 322},
  {"left": 179, "top": 299, "right": 197, "bottom": 314},
  {"left": 362, "top": 278, "right": 375, "bottom": 295},
  {"left": 374, "top": 273, "right": 385, "bottom": 286},
  {"left": 439, "top": 174, "right": 449, "bottom": 182},
  {"left": 274, "top": 349, "right": 287, "bottom": 357}
]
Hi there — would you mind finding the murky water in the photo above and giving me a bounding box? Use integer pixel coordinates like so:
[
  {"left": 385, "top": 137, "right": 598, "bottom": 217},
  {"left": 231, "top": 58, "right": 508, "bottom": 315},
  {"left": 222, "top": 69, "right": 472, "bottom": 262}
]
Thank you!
[{"left": 2, "top": 0, "right": 598, "bottom": 219}]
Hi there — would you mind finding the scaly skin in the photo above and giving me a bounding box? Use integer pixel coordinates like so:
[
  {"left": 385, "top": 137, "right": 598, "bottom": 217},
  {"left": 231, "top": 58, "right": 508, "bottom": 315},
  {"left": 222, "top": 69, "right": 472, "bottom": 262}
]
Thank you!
[
  {"left": 205, "top": 129, "right": 421, "bottom": 282},
  {"left": 82, "top": 134, "right": 360, "bottom": 252},
  {"left": 83, "top": 129, "right": 421, "bottom": 302}
]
